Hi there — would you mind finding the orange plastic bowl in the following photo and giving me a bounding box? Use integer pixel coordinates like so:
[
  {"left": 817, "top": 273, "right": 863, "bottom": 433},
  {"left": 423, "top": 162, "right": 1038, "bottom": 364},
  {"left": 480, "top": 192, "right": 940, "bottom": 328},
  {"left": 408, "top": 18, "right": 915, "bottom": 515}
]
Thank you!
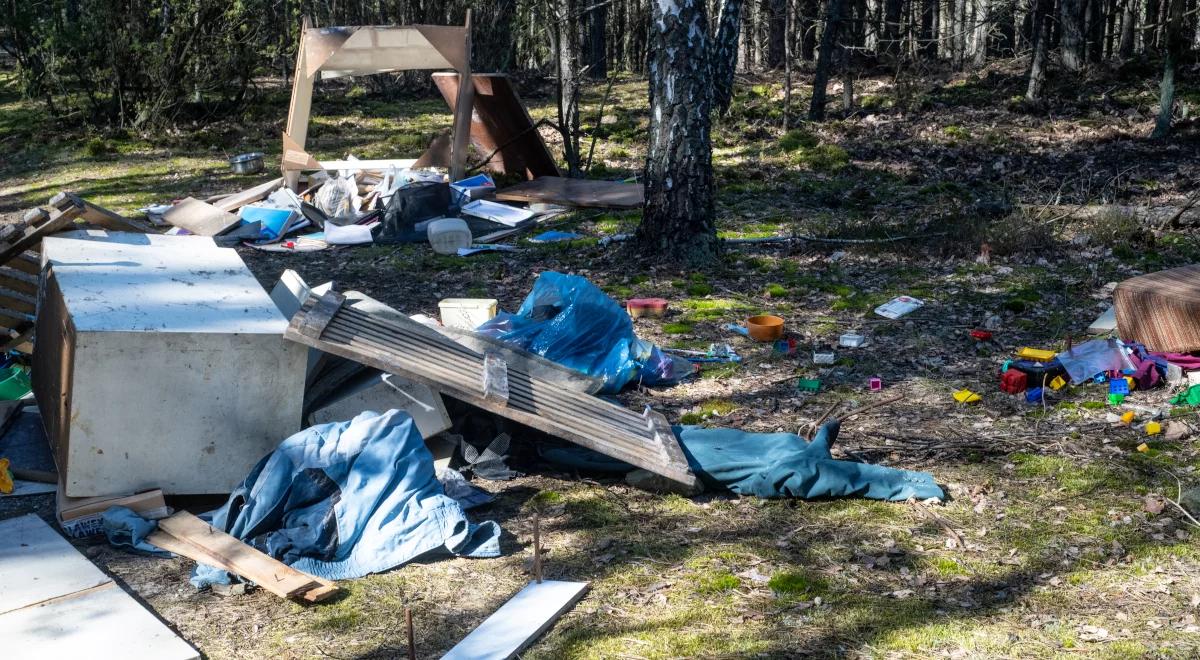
[{"left": 747, "top": 314, "right": 785, "bottom": 342}]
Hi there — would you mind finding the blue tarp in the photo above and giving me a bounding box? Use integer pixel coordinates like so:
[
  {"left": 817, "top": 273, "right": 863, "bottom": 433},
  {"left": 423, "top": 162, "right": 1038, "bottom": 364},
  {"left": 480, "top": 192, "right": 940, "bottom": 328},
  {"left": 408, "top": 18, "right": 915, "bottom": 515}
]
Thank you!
[
  {"left": 191, "top": 410, "right": 501, "bottom": 587},
  {"left": 476, "top": 271, "right": 683, "bottom": 393},
  {"left": 678, "top": 421, "right": 944, "bottom": 501}
]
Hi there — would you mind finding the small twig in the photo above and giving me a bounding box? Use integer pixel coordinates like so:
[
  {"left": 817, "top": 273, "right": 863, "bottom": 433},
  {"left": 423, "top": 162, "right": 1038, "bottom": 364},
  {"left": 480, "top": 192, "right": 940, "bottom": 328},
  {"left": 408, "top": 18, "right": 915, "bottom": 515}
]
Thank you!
[
  {"left": 1157, "top": 186, "right": 1200, "bottom": 231},
  {"left": 915, "top": 502, "right": 966, "bottom": 549},
  {"left": 1166, "top": 471, "right": 1200, "bottom": 529},
  {"left": 584, "top": 76, "right": 617, "bottom": 175},
  {"left": 836, "top": 394, "right": 904, "bottom": 423},
  {"left": 805, "top": 400, "right": 843, "bottom": 439}
]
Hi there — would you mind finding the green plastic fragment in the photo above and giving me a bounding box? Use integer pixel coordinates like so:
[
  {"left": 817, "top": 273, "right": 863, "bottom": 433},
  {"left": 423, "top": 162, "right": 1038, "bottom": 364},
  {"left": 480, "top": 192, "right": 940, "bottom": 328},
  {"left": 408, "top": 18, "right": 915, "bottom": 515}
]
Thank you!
[
  {"left": 1108, "top": 393, "right": 1126, "bottom": 405},
  {"left": 796, "top": 378, "right": 821, "bottom": 392},
  {"left": 1170, "top": 384, "right": 1200, "bottom": 407}
]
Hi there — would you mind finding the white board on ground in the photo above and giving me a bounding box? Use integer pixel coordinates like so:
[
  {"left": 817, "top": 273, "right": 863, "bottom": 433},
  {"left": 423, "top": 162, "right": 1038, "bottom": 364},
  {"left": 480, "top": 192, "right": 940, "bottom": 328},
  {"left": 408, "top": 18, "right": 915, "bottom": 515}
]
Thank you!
[
  {"left": 0, "top": 582, "right": 199, "bottom": 659},
  {"left": 0, "top": 514, "right": 198, "bottom": 659},
  {"left": 441, "top": 580, "right": 589, "bottom": 660},
  {"left": 0, "top": 513, "right": 110, "bottom": 615}
]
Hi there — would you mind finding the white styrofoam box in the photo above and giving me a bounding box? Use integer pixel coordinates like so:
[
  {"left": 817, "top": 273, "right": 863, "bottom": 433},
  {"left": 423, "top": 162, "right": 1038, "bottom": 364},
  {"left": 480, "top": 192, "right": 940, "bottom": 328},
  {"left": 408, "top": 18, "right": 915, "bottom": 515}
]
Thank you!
[
  {"left": 309, "top": 372, "right": 451, "bottom": 441},
  {"left": 439, "top": 298, "right": 498, "bottom": 330},
  {"left": 35, "top": 231, "right": 306, "bottom": 497}
]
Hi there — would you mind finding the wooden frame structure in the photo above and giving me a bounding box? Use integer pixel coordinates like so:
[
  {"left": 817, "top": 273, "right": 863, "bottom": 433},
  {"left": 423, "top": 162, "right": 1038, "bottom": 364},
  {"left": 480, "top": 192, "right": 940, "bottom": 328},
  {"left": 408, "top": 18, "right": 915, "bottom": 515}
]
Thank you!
[{"left": 282, "top": 16, "right": 475, "bottom": 187}]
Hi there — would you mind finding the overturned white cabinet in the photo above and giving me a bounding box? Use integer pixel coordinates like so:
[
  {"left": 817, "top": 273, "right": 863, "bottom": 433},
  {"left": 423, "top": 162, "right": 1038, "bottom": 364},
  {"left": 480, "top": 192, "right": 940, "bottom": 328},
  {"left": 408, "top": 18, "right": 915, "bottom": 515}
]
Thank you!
[{"left": 33, "top": 231, "right": 306, "bottom": 497}]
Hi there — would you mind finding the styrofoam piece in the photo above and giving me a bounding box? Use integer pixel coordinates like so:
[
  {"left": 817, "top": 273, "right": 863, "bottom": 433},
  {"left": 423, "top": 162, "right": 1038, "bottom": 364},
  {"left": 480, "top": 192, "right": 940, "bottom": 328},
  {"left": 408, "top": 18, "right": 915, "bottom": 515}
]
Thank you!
[
  {"left": 1088, "top": 305, "right": 1117, "bottom": 334},
  {"left": 38, "top": 232, "right": 306, "bottom": 496},
  {"left": 0, "top": 514, "right": 110, "bottom": 616},
  {"left": 441, "top": 580, "right": 589, "bottom": 660},
  {"left": 308, "top": 372, "right": 451, "bottom": 440},
  {"left": 439, "top": 298, "right": 498, "bottom": 330},
  {"left": 428, "top": 218, "right": 472, "bottom": 255},
  {"left": 5, "top": 479, "right": 57, "bottom": 496}
]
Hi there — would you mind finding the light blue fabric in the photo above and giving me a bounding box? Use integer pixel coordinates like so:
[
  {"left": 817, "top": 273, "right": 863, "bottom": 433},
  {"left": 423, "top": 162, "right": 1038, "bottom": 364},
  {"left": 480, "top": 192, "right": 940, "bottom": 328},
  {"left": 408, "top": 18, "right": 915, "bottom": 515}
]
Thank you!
[
  {"left": 192, "top": 409, "right": 500, "bottom": 587},
  {"left": 477, "top": 271, "right": 680, "bottom": 392},
  {"left": 677, "top": 421, "right": 945, "bottom": 501},
  {"left": 102, "top": 505, "right": 172, "bottom": 557}
]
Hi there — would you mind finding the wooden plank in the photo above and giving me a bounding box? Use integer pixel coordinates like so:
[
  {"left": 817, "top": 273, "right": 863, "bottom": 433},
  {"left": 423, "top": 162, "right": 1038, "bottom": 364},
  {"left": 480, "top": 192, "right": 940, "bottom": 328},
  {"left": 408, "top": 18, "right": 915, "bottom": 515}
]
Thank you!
[
  {"left": 0, "top": 286, "right": 36, "bottom": 314},
  {"left": 0, "top": 210, "right": 79, "bottom": 267},
  {"left": 0, "top": 267, "right": 39, "bottom": 295},
  {"left": 162, "top": 197, "right": 240, "bottom": 236},
  {"left": 154, "top": 511, "right": 339, "bottom": 603},
  {"left": 49, "top": 192, "right": 156, "bottom": 233},
  {"left": 7, "top": 252, "right": 41, "bottom": 275},
  {"left": 495, "top": 176, "right": 644, "bottom": 209},
  {"left": 433, "top": 73, "right": 561, "bottom": 179},
  {"left": 441, "top": 580, "right": 589, "bottom": 660},
  {"left": 449, "top": 11, "right": 474, "bottom": 181},
  {"left": 285, "top": 293, "right": 697, "bottom": 486},
  {"left": 213, "top": 177, "right": 283, "bottom": 213}
]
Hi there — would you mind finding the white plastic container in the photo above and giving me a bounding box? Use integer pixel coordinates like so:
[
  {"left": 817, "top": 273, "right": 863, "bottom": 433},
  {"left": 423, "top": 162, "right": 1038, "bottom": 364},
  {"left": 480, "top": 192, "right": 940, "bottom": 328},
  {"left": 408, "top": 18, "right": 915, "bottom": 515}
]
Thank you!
[
  {"left": 439, "top": 298, "right": 499, "bottom": 330},
  {"left": 427, "top": 217, "right": 472, "bottom": 255}
]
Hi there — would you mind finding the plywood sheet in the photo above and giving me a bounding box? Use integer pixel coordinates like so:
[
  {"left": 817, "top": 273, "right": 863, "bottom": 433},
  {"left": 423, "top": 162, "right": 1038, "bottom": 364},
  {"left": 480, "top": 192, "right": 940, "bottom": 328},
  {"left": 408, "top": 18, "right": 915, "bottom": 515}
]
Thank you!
[
  {"left": 432, "top": 73, "right": 560, "bottom": 179},
  {"left": 442, "top": 580, "right": 588, "bottom": 660},
  {"left": 163, "top": 198, "right": 240, "bottom": 236},
  {"left": 495, "top": 176, "right": 643, "bottom": 209}
]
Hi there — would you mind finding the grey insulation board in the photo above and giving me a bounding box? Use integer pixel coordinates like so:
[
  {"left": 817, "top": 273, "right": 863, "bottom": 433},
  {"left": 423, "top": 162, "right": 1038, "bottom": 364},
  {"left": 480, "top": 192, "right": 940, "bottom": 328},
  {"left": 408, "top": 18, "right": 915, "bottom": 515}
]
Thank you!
[
  {"left": 441, "top": 580, "right": 588, "bottom": 660},
  {"left": 284, "top": 292, "right": 697, "bottom": 487}
]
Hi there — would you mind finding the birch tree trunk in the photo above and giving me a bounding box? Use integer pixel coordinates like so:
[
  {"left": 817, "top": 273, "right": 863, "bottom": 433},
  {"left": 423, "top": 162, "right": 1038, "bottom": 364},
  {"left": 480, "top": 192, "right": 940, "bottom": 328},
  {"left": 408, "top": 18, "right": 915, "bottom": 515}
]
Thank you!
[
  {"left": 713, "top": 0, "right": 747, "bottom": 114},
  {"left": 1026, "top": 0, "right": 1051, "bottom": 100},
  {"left": 1152, "top": 0, "right": 1184, "bottom": 137},
  {"left": 638, "top": 0, "right": 720, "bottom": 265}
]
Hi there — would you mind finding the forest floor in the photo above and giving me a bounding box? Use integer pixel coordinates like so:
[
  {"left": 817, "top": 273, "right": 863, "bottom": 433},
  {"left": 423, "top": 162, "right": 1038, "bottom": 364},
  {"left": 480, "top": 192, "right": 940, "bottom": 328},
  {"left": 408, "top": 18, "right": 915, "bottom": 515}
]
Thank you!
[{"left": 3, "top": 58, "right": 1200, "bottom": 658}]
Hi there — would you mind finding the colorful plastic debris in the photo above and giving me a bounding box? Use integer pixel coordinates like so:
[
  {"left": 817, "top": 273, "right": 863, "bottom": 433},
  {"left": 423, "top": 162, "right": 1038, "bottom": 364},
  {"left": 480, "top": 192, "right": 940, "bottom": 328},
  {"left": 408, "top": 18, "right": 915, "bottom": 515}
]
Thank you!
[
  {"left": 970, "top": 329, "right": 993, "bottom": 341},
  {"left": 869, "top": 377, "right": 883, "bottom": 392},
  {"left": 1000, "top": 369, "right": 1027, "bottom": 394},
  {"left": 1049, "top": 375, "right": 1067, "bottom": 390},
  {"left": 1120, "top": 411, "right": 1136, "bottom": 425},
  {"left": 796, "top": 378, "right": 821, "bottom": 392},
  {"left": 954, "top": 389, "right": 982, "bottom": 404},
  {"left": 1109, "top": 378, "right": 1130, "bottom": 395},
  {"left": 1025, "top": 387, "right": 1045, "bottom": 403},
  {"left": 1016, "top": 347, "right": 1056, "bottom": 362},
  {"left": 1137, "top": 442, "right": 1150, "bottom": 452},
  {"left": 1109, "top": 393, "right": 1126, "bottom": 405},
  {"left": 1146, "top": 421, "right": 1163, "bottom": 436}
]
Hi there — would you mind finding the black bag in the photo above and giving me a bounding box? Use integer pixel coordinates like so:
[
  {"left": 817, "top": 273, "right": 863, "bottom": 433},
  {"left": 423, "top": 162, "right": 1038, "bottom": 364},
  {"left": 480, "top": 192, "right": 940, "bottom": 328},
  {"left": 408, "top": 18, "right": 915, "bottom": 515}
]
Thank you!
[{"left": 377, "top": 181, "right": 451, "bottom": 243}]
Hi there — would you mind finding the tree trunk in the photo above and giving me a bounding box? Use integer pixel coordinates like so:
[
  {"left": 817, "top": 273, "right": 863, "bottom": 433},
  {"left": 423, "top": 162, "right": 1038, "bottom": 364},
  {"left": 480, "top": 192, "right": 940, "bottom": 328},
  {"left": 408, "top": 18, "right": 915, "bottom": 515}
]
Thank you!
[
  {"left": 1145, "top": 0, "right": 1161, "bottom": 50},
  {"left": 713, "top": 0, "right": 747, "bottom": 114},
  {"left": 767, "top": 0, "right": 787, "bottom": 66},
  {"left": 883, "top": 0, "right": 904, "bottom": 56},
  {"left": 587, "top": 3, "right": 608, "bottom": 79},
  {"left": 1060, "top": 0, "right": 1086, "bottom": 70},
  {"left": 1026, "top": 0, "right": 1051, "bottom": 101},
  {"left": 972, "top": 0, "right": 990, "bottom": 66},
  {"left": 555, "top": 0, "right": 583, "bottom": 176},
  {"left": 921, "top": 0, "right": 938, "bottom": 58},
  {"left": 1152, "top": 0, "right": 1184, "bottom": 138},
  {"left": 1118, "top": 0, "right": 1135, "bottom": 57},
  {"left": 810, "top": 0, "right": 848, "bottom": 119},
  {"left": 801, "top": 0, "right": 820, "bottom": 59},
  {"left": 638, "top": 0, "right": 719, "bottom": 265}
]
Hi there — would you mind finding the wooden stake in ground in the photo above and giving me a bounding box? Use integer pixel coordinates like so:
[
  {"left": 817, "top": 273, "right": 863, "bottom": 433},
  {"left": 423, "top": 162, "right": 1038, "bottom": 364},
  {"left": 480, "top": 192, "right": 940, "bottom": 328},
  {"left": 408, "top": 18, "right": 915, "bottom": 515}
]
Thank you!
[
  {"left": 533, "top": 511, "right": 543, "bottom": 584},
  {"left": 405, "top": 607, "right": 415, "bottom": 660}
]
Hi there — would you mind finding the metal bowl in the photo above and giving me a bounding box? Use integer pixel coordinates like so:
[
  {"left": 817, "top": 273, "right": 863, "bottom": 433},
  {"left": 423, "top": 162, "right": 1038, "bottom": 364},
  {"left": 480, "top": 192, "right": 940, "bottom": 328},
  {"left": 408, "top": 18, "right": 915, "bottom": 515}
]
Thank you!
[{"left": 229, "top": 152, "right": 264, "bottom": 175}]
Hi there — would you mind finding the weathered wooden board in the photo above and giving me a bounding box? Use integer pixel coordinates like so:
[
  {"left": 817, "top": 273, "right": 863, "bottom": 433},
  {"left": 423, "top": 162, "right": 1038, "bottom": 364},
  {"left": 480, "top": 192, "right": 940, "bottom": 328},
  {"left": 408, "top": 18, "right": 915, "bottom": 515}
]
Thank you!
[
  {"left": 154, "top": 511, "right": 339, "bottom": 603},
  {"left": 495, "top": 176, "right": 643, "bottom": 209},
  {"left": 284, "top": 292, "right": 697, "bottom": 487},
  {"left": 163, "top": 197, "right": 241, "bottom": 236}
]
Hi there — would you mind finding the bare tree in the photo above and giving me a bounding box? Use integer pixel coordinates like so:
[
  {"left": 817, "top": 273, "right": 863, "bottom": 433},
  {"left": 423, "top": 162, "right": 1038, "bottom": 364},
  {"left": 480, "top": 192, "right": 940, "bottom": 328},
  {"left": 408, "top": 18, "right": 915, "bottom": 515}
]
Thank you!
[
  {"left": 1152, "top": 0, "right": 1185, "bottom": 138},
  {"left": 713, "top": 0, "right": 747, "bottom": 115},
  {"left": 810, "top": 0, "right": 848, "bottom": 119}
]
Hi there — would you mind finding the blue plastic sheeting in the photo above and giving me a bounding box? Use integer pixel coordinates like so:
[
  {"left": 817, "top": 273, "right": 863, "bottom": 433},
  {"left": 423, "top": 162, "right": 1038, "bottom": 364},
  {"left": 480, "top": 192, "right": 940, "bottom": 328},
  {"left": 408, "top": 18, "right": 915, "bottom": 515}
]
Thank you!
[
  {"left": 477, "top": 271, "right": 681, "bottom": 393},
  {"left": 677, "top": 421, "right": 945, "bottom": 501},
  {"left": 192, "top": 410, "right": 501, "bottom": 587}
]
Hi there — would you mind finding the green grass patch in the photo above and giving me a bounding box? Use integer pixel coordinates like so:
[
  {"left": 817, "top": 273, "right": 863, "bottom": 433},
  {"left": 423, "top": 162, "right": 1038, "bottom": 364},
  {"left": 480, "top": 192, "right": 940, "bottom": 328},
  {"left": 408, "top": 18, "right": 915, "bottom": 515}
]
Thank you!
[
  {"left": 695, "top": 570, "right": 742, "bottom": 595},
  {"left": 767, "top": 570, "right": 827, "bottom": 599},
  {"left": 662, "top": 322, "right": 694, "bottom": 334}
]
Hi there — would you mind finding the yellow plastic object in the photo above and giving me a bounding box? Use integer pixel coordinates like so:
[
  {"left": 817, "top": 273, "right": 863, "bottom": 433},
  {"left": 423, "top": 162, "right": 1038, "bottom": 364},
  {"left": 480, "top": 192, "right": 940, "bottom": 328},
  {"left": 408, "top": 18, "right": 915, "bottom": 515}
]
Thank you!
[
  {"left": 1137, "top": 443, "right": 1150, "bottom": 453},
  {"left": 1125, "top": 376, "right": 1136, "bottom": 392},
  {"left": 1017, "top": 347, "right": 1056, "bottom": 362},
  {"left": 1049, "top": 375, "right": 1067, "bottom": 390},
  {"left": 1146, "top": 421, "right": 1162, "bottom": 436},
  {"left": 1120, "top": 411, "right": 1136, "bottom": 425},
  {"left": 0, "top": 457, "right": 11, "bottom": 495},
  {"left": 953, "top": 389, "right": 982, "bottom": 404}
]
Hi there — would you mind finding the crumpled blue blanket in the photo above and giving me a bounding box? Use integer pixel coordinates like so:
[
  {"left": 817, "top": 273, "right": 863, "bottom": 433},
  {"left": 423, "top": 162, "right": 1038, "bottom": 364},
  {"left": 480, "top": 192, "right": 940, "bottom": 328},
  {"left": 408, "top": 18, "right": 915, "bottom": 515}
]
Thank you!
[
  {"left": 191, "top": 409, "right": 501, "bottom": 587},
  {"left": 677, "top": 421, "right": 945, "bottom": 501}
]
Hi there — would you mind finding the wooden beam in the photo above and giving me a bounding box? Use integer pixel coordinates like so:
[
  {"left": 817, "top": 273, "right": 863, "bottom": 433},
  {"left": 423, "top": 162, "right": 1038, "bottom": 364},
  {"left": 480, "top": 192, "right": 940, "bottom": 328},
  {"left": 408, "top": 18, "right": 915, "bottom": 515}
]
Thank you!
[
  {"left": 449, "top": 12, "right": 475, "bottom": 181},
  {"left": 153, "top": 511, "right": 339, "bottom": 603}
]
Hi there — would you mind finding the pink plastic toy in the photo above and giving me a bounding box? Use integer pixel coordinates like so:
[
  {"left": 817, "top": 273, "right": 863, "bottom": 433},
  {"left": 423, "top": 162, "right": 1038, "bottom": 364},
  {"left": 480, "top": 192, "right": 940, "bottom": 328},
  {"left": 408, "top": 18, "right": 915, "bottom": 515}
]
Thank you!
[{"left": 869, "top": 377, "right": 882, "bottom": 391}]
